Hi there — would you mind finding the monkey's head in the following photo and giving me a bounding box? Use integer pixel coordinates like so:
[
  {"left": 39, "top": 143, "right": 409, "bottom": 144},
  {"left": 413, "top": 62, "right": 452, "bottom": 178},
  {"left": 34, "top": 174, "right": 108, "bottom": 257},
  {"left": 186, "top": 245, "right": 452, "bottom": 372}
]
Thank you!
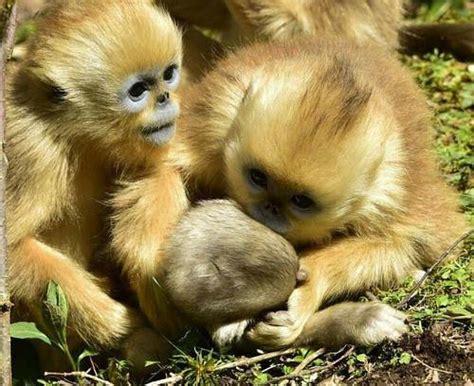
[
  {"left": 224, "top": 57, "right": 403, "bottom": 246},
  {"left": 17, "top": 0, "right": 182, "bottom": 164}
]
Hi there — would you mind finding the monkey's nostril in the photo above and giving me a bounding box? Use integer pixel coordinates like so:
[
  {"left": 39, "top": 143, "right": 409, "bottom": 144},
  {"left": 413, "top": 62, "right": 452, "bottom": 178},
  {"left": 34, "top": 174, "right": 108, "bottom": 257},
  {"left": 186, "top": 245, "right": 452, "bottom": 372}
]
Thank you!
[
  {"left": 157, "top": 92, "right": 169, "bottom": 105},
  {"left": 264, "top": 202, "right": 280, "bottom": 216}
]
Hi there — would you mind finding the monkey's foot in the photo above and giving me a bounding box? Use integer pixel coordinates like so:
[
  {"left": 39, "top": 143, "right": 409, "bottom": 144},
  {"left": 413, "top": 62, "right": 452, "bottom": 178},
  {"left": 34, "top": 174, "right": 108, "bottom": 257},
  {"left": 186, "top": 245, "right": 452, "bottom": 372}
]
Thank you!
[
  {"left": 246, "top": 310, "right": 304, "bottom": 350},
  {"left": 353, "top": 303, "right": 407, "bottom": 346}
]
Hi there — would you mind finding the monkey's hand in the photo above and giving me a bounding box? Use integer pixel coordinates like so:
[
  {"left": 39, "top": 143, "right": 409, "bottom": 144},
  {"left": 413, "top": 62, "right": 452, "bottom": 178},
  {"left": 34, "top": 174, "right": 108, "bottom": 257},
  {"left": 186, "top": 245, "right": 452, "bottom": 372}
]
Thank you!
[{"left": 246, "top": 279, "right": 317, "bottom": 350}]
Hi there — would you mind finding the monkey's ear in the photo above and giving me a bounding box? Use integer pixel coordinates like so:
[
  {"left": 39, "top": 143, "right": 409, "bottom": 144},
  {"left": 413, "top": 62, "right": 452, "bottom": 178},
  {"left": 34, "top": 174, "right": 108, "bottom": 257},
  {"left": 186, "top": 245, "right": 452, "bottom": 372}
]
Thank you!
[{"left": 24, "top": 63, "right": 69, "bottom": 102}]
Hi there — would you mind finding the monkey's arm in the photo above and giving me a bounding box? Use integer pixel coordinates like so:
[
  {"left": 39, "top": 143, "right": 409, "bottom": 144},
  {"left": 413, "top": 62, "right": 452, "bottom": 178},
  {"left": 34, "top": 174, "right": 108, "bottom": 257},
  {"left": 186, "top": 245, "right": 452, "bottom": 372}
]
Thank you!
[
  {"left": 399, "top": 23, "right": 474, "bottom": 62},
  {"left": 109, "top": 164, "right": 189, "bottom": 338},
  {"left": 248, "top": 236, "right": 417, "bottom": 349}
]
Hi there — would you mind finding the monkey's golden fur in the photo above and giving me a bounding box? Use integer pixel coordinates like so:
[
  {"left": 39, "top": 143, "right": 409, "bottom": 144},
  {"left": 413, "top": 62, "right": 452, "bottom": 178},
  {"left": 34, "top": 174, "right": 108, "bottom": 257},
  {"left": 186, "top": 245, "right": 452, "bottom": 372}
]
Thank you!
[
  {"left": 160, "top": 0, "right": 401, "bottom": 49},
  {"left": 7, "top": 0, "right": 188, "bottom": 367},
  {"left": 174, "top": 38, "right": 468, "bottom": 349}
]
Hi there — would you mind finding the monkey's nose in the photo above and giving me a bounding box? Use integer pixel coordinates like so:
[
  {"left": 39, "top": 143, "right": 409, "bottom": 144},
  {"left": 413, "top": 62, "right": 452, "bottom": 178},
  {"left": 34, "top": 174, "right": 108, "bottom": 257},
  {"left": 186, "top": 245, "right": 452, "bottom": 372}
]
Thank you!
[
  {"left": 157, "top": 92, "right": 170, "bottom": 106},
  {"left": 264, "top": 202, "right": 280, "bottom": 216}
]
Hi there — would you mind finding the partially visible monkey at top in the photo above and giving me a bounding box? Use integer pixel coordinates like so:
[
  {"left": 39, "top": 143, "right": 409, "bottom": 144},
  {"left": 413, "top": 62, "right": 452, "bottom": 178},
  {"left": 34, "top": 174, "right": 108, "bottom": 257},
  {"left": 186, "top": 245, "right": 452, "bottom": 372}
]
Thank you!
[
  {"left": 174, "top": 37, "right": 468, "bottom": 349},
  {"left": 159, "top": 0, "right": 474, "bottom": 84},
  {"left": 7, "top": 0, "right": 188, "bottom": 369}
]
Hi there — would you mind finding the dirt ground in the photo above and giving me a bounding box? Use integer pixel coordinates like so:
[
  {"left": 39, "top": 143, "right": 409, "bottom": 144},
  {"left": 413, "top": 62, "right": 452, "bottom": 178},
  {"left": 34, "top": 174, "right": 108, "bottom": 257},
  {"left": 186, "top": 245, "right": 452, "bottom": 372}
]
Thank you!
[{"left": 322, "top": 322, "right": 473, "bottom": 385}]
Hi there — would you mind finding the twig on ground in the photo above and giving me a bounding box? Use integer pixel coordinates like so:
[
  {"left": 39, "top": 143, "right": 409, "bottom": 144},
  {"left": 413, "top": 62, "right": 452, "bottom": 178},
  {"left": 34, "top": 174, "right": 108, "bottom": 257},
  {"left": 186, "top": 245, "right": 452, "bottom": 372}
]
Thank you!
[
  {"left": 260, "top": 346, "right": 355, "bottom": 385},
  {"left": 292, "top": 348, "right": 325, "bottom": 375},
  {"left": 0, "top": 2, "right": 17, "bottom": 384},
  {"left": 305, "top": 346, "right": 355, "bottom": 373},
  {"left": 411, "top": 353, "right": 453, "bottom": 374},
  {"left": 146, "top": 348, "right": 297, "bottom": 385},
  {"left": 45, "top": 371, "right": 114, "bottom": 385},
  {"left": 398, "top": 229, "right": 473, "bottom": 308},
  {"left": 215, "top": 348, "right": 296, "bottom": 371},
  {"left": 146, "top": 373, "right": 183, "bottom": 385}
]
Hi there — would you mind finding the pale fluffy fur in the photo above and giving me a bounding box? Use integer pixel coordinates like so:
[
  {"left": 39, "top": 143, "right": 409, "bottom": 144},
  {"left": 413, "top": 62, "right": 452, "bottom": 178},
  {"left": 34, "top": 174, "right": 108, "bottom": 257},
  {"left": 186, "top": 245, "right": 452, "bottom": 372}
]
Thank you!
[
  {"left": 7, "top": 0, "right": 188, "bottom": 369},
  {"left": 174, "top": 38, "right": 468, "bottom": 349}
]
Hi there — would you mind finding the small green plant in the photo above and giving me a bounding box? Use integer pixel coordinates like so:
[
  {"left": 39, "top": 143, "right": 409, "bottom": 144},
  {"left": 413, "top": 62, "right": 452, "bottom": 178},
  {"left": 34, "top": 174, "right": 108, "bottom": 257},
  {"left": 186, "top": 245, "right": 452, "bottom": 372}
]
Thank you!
[
  {"left": 10, "top": 281, "right": 97, "bottom": 372},
  {"left": 171, "top": 348, "right": 222, "bottom": 385}
]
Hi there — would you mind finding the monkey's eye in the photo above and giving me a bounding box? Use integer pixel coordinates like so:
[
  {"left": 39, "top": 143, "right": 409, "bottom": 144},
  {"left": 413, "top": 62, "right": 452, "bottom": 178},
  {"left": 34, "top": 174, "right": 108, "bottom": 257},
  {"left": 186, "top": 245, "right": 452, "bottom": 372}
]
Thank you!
[
  {"left": 249, "top": 168, "right": 268, "bottom": 189},
  {"left": 163, "top": 64, "right": 180, "bottom": 89},
  {"left": 127, "top": 81, "right": 149, "bottom": 102},
  {"left": 290, "top": 195, "right": 314, "bottom": 210}
]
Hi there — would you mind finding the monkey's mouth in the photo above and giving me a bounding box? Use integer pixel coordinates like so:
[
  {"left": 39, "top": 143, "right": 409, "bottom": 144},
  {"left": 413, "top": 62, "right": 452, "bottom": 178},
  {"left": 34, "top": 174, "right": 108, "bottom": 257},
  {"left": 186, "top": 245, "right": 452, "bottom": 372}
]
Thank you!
[{"left": 141, "top": 122, "right": 176, "bottom": 146}]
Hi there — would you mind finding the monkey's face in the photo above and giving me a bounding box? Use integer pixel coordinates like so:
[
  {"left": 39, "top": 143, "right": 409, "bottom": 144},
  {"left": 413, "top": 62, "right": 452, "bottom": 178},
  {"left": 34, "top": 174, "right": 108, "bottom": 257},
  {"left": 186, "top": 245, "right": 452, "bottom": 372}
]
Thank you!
[
  {"left": 115, "top": 62, "right": 181, "bottom": 148},
  {"left": 224, "top": 65, "right": 391, "bottom": 246},
  {"left": 23, "top": 1, "right": 182, "bottom": 161}
]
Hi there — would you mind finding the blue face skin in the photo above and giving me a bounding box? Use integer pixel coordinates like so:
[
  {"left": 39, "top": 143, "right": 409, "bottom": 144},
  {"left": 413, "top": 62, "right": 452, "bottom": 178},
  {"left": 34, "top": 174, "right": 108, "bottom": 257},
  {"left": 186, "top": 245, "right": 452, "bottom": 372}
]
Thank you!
[
  {"left": 244, "top": 167, "right": 319, "bottom": 236},
  {"left": 119, "top": 63, "right": 180, "bottom": 146}
]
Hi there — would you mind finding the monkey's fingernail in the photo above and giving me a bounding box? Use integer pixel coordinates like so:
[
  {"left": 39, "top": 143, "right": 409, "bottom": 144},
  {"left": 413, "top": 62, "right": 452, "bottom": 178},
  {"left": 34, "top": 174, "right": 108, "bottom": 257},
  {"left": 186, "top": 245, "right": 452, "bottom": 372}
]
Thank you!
[{"left": 296, "top": 269, "right": 308, "bottom": 282}]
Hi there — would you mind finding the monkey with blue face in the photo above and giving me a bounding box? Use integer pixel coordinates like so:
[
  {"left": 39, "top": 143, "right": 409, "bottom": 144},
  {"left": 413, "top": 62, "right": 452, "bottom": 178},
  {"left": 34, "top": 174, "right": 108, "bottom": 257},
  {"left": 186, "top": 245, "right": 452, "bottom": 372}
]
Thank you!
[{"left": 7, "top": 0, "right": 188, "bottom": 369}]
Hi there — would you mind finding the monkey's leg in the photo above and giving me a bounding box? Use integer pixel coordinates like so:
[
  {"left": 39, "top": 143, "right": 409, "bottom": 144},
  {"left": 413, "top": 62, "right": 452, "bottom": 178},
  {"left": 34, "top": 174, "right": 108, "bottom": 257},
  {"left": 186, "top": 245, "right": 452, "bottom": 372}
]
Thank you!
[
  {"left": 399, "top": 23, "right": 474, "bottom": 62},
  {"left": 110, "top": 166, "right": 189, "bottom": 341},
  {"left": 10, "top": 237, "right": 146, "bottom": 351},
  {"left": 248, "top": 236, "right": 416, "bottom": 349}
]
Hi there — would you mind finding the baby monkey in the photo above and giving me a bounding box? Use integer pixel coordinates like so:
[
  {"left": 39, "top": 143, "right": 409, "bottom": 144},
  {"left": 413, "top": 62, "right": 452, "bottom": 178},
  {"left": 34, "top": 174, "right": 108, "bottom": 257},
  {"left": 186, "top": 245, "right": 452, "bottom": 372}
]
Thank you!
[
  {"left": 7, "top": 0, "right": 188, "bottom": 368},
  {"left": 162, "top": 200, "right": 405, "bottom": 351},
  {"left": 162, "top": 200, "right": 301, "bottom": 349}
]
